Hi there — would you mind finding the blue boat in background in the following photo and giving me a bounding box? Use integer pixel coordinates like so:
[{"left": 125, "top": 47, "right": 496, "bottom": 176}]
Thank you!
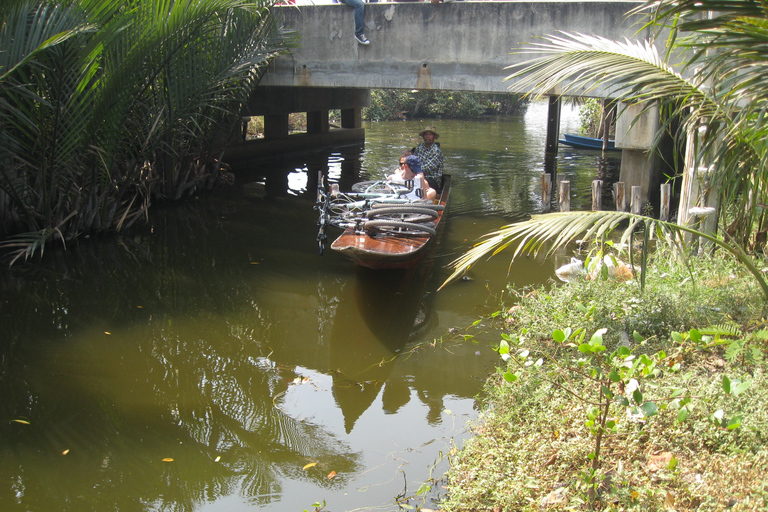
[{"left": 559, "top": 133, "right": 620, "bottom": 151}]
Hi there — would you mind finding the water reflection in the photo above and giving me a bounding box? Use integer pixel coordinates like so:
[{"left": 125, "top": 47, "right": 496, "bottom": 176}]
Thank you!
[{"left": 0, "top": 101, "right": 621, "bottom": 511}]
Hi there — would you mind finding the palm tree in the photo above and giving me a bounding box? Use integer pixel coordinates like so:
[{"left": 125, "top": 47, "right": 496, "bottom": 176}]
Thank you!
[
  {"left": 0, "top": 0, "right": 295, "bottom": 263},
  {"left": 443, "top": 0, "right": 768, "bottom": 298}
]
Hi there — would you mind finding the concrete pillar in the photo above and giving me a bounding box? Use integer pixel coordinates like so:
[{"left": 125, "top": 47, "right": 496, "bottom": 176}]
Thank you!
[
  {"left": 264, "top": 114, "right": 289, "bottom": 140},
  {"left": 341, "top": 107, "right": 362, "bottom": 129},
  {"left": 307, "top": 110, "right": 330, "bottom": 135},
  {"left": 615, "top": 101, "right": 661, "bottom": 209}
]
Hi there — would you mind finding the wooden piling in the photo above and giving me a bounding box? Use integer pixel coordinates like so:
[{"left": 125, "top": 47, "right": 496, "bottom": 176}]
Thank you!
[
  {"left": 559, "top": 180, "right": 570, "bottom": 212},
  {"left": 613, "top": 182, "right": 625, "bottom": 212},
  {"left": 660, "top": 183, "right": 671, "bottom": 221},
  {"left": 591, "top": 180, "right": 603, "bottom": 211},
  {"left": 542, "top": 173, "right": 552, "bottom": 211}
]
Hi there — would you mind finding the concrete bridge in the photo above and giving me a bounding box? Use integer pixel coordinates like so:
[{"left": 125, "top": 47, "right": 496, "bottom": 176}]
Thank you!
[
  {"left": 261, "top": 1, "right": 647, "bottom": 94},
  {"left": 229, "top": 1, "right": 664, "bottom": 205}
]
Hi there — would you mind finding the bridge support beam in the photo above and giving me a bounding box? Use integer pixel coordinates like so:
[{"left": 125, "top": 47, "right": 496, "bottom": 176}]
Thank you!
[{"left": 224, "top": 86, "right": 370, "bottom": 162}]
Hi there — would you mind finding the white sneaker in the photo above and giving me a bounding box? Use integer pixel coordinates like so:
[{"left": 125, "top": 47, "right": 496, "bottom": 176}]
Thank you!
[{"left": 355, "top": 33, "right": 370, "bottom": 45}]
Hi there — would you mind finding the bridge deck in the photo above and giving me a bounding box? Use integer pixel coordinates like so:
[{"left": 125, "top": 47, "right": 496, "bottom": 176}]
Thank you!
[{"left": 262, "top": 1, "right": 648, "bottom": 94}]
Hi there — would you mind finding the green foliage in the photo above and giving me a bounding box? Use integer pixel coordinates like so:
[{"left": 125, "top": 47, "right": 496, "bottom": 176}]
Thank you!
[
  {"left": 0, "top": 0, "right": 295, "bottom": 261},
  {"left": 303, "top": 499, "right": 326, "bottom": 512},
  {"left": 578, "top": 98, "right": 603, "bottom": 137},
  {"left": 441, "top": 249, "right": 768, "bottom": 511},
  {"left": 362, "top": 89, "right": 525, "bottom": 121}
]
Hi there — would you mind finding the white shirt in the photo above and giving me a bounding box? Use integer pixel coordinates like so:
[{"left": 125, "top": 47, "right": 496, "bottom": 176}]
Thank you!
[{"left": 395, "top": 174, "right": 426, "bottom": 201}]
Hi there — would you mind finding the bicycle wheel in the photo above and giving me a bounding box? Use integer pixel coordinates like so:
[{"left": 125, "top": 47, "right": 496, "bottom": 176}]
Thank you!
[
  {"left": 364, "top": 219, "right": 436, "bottom": 236},
  {"left": 370, "top": 202, "right": 445, "bottom": 212},
  {"left": 366, "top": 207, "right": 439, "bottom": 224}
]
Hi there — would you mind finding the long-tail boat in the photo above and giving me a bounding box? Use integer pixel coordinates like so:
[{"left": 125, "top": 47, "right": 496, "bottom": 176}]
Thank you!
[{"left": 316, "top": 175, "right": 451, "bottom": 270}]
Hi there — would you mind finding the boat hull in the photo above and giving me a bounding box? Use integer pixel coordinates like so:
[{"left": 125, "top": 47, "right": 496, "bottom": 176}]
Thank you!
[
  {"left": 330, "top": 175, "right": 451, "bottom": 269},
  {"left": 559, "top": 133, "right": 619, "bottom": 151}
]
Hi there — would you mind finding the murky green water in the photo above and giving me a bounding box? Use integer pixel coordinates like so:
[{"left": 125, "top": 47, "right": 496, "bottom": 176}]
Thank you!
[{"left": 0, "top": 101, "right": 618, "bottom": 511}]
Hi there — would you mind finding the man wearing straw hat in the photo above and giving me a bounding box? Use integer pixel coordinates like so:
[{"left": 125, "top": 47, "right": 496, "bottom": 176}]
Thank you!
[{"left": 412, "top": 126, "right": 444, "bottom": 191}]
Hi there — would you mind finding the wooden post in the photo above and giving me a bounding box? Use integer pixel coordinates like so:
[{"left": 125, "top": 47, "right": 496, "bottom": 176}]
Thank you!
[
  {"left": 613, "top": 182, "right": 626, "bottom": 212},
  {"left": 601, "top": 99, "right": 613, "bottom": 154},
  {"left": 542, "top": 173, "right": 552, "bottom": 211},
  {"left": 631, "top": 185, "right": 642, "bottom": 214},
  {"left": 591, "top": 180, "right": 603, "bottom": 211},
  {"left": 660, "top": 183, "right": 671, "bottom": 221},
  {"left": 559, "top": 180, "right": 570, "bottom": 212}
]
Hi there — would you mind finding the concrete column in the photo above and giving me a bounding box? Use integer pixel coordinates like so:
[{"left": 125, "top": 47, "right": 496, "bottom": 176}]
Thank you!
[
  {"left": 615, "top": 102, "right": 661, "bottom": 208},
  {"left": 341, "top": 107, "right": 362, "bottom": 129},
  {"left": 545, "top": 95, "right": 561, "bottom": 154},
  {"left": 307, "top": 110, "right": 330, "bottom": 135},
  {"left": 264, "top": 114, "right": 289, "bottom": 140}
]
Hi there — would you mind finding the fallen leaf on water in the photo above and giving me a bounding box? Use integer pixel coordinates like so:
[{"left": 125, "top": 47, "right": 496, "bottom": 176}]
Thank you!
[
  {"left": 162, "top": 458, "right": 174, "bottom": 462},
  {"left": 105, "top": 331, "right": 111, "bottom": 335},
  {"left": 215, "top": 456, "right": 221, "bottom": 462},
  {"left": 12, "top": 419, "right": 30, "bottom": 425},
  {"left": 62, "top": 449, "right": 70, "bottom": 455},
  {"left": 303, "top": 462, "right": 317, "bottom": 470},
  {"left": 327, "top": 471, "right": 337, "bottom": 479}
]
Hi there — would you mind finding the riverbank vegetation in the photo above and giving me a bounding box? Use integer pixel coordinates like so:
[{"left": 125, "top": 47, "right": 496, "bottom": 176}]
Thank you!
[
  {"left": 439, "top": 0, "right": 768, "bottom": 508},
  {"left": 0, "top": 0, "right": 293, "bottom": 263},
  {"left": 441, "top": 247, "right": 768, "bottom": 510},
  {"left": 362, "top": 89, "right": 525, "bottom": 121}
]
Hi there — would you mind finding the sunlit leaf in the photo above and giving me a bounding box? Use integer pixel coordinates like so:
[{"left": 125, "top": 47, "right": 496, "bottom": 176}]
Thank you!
[
  {"left": 303, "top": 462, "right": 317, "bottom": 470},
  {"left": 668, "top": 455, "right": 678, "bottom": 471},
  {"left": 640, "top": 401, "right": 658, "bottom": 417},
  {"left": 733, "top": 380, "right": 751, "bottom": 396},
  {"left": 62, "top": 449, "right": 70, "bottom": 455},
  {"left": 162, "top": 458, "right": 174, "bottom": 462},
  {"left": 722, "top": 375, "right": 731, "bottom": 394},
  {"left": 689, "top": 328, "right": 702, "bottom": 344},
  {"left": 11, "top": 419, "right": 30, "bottom": 425}
]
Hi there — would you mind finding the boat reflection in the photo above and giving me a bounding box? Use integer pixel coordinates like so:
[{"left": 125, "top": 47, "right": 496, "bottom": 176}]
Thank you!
[{"left": 330, "top": 256, "right": 438, "bottom": 433}]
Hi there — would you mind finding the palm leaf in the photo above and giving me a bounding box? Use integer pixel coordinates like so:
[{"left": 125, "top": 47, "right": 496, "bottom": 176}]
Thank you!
[{"left": 440, "top": 211, "right": 768, "bottom": 301}]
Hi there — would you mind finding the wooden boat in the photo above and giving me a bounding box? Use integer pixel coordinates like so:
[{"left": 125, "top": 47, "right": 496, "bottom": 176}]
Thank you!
[
  {"left": 559, "top": 133, "right": 620, "bottom": 151},
  {"left": 329, "top": 175, "right": 451, "bottom": 270}
]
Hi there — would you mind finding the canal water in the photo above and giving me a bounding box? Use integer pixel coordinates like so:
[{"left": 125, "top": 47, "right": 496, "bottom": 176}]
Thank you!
[{"left": 0, "top": 101, "right": 618, "bottom": 512}]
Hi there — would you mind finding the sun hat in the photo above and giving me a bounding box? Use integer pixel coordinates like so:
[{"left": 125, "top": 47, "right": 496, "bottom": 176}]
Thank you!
[
  {"left": 418, "top": 126, "right": 439, "bottom": 139},
  {"left": 405, "top": 155, "right": 423, "bottom": 173}
]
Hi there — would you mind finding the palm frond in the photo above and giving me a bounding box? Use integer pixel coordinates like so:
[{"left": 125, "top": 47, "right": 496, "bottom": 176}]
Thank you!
[{"left": 440, "top": 211, "right": 768, "bottom": 301}]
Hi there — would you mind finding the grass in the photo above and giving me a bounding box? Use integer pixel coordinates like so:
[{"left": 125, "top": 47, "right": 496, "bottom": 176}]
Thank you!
[{"left": 439, "top": 248, "right": 768, "bottom": 511}]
